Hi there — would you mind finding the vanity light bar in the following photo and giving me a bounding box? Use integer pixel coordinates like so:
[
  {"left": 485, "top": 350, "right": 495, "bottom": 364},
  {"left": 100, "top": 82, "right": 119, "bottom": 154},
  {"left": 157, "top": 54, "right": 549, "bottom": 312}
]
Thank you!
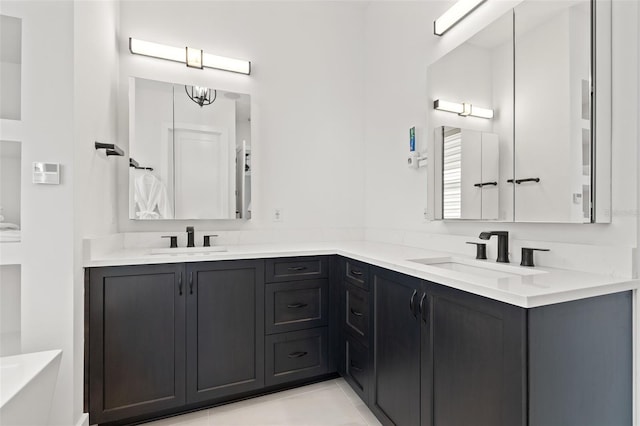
[
  {"left": 129, "top": 38, "right": 251, "bottom": 75},
  {"left": 434, "top": 99, "right": 494, "bottom": 119},
  {"left": 434, "top": 0, "right": 487, "bottom": 36}
]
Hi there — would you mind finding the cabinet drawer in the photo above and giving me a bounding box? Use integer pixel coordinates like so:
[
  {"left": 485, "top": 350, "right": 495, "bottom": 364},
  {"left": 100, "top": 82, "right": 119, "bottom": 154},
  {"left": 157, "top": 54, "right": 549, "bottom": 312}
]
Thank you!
[
  {"left": 344, "top": 258, "right": 369, "bottom": 290},
  {"left": 266, "top": 279, "right": 328, "bottom": 334},
  {"left": 265, "top": 328, "right": 328, "bottom": 386},
  {"left": 345, "top": 283, "right": 370, "bottom": 344},
  {"left": 344, "top": 333, "right": 370, "bottom": 403},
  {"left": 266, "top": 256, "right": 328, "bottom": 282}
]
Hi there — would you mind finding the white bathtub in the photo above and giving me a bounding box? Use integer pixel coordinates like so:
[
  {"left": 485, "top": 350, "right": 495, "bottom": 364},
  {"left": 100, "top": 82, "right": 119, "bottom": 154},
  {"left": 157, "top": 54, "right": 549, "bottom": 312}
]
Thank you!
[{"left": 0, "top": 350, "right": 62, "bottom": 426}]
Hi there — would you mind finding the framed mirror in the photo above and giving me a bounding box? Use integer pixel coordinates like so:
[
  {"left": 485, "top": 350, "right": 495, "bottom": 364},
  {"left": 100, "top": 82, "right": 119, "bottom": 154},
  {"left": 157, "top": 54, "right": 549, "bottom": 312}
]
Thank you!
[
  {"left": 128, "top": 77, "right": 251, "bottom": 220},
  {"left": 428, "top": 0, "right": 611, "bottom": 223}
]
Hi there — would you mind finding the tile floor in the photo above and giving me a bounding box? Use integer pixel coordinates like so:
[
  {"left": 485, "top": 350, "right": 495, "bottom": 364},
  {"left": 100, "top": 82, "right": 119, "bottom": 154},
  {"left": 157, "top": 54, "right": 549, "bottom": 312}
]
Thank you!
[{"left": 142, "top": 378, "right": 381, "bottom": 426}]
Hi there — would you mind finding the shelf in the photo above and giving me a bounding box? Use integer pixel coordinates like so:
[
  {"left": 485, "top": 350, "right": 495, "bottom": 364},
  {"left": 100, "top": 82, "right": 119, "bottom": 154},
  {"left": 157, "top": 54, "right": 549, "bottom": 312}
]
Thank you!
[{"left": 0, "top": 242, "right": 23, "bottom": 265}]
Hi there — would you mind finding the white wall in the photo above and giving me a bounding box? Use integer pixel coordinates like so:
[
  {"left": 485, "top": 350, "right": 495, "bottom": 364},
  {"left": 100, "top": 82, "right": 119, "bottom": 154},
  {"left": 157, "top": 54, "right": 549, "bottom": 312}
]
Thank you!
[
  {"left": 73, "top": 1, "right": 120, "bottom": 424},
  {"left": 0, "top": 141, "right": 21, "bottom": 225},
  {"left": 0, "top": 2, "right": 77, "bottom": 426},
  {"left": 363, "top": 0, "right": 639, "bottom": 276},
  {"left": 116, "top": 1, "right": 366, "bottom": 236},
  {"left": 0, "top": 265, "right": 20, "bottom": 356}
]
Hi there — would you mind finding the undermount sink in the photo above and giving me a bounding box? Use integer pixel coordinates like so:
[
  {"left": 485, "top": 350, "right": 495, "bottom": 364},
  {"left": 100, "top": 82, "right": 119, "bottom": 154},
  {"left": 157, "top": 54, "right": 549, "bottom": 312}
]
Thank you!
[
  {"left": 150, "top": 246, "right": 228, "bottom": 255},
  {"left": 409, "top": 257, "right": 545, "bottom": 279}
]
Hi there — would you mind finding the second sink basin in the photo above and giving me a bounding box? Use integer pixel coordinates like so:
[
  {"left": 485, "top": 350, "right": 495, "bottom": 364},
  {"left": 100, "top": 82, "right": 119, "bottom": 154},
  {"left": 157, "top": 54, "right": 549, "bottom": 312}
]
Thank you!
[{"left": 409, "top": 257, "right": 545, "bottom": 279}]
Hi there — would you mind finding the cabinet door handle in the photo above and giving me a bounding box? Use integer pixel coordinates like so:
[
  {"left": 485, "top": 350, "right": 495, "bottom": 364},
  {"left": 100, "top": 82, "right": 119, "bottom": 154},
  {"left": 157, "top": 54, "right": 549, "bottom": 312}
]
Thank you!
[
  {"left": 419, "top": 293, "right": 428, "bottom": 323},
  {"left": 287, "top": 351, "right": 308, "bottom": 359},
  {"left": 350, "top": 308, "right": 364, "bottom": 317},
  {"left": 178, "top": 274, "right": 183, "bottom": 296},
  {"left": 473, "top": 181, "right": 497, "bottom": 188},
  {"left": 287, "top": 266, "right": 308, "bottom": 272},
  {"left": 350, "top": 269, "right": 363, "bottom": 276},
  {"left": 350, "top": 362, "right": 363, "bottom": 373},
  {"left": 287, "top": 303, "right": 308, "bottom": 309},
  {"left": 515, "top": 177, "right": 540, "bottom": 184},
  {"left": 189, "top": 272, "right": 194, "bottom": 295},
  {"left": 409, "top": 289, "right": 418, "bottom": 317}
]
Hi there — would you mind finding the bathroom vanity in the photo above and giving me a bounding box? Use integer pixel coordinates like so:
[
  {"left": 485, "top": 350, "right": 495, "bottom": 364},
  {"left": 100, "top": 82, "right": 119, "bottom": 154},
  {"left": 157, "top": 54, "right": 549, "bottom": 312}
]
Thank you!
[{"left": 84, "top": 242, "right": 636, "bottom": 426}]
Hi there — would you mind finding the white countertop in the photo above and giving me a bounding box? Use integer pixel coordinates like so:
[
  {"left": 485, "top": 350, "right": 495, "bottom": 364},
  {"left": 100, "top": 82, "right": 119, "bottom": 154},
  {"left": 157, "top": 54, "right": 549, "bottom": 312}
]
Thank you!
[{"left": 84, "top": 240, "right": 638, "bottom": 308}]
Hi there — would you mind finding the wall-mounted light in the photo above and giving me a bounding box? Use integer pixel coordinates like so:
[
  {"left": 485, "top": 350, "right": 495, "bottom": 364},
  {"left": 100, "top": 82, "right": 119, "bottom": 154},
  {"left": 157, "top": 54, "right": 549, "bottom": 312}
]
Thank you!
[
  {"left": 129, "top": 38, "right": 251, "bottom": 75},
  {"left": 434, "top": 99, "right": 494, "bottom": 119},
  {"left": 434, "top": 0, "right": 487, "bottom": 36}
]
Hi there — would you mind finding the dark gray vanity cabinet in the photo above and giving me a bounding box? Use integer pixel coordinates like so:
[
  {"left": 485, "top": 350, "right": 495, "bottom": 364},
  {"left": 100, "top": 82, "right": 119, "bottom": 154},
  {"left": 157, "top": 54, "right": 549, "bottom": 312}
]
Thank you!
[
  {"left": 370, "top": 267, "right": 424, "bottom": 426},
  {"left": 87, "top": 264, "right": 187, "bottom": 424},
  {"left": 369, "top": 268, "right": 527, "bottom": 426},
  {"left": 264, "top": 256, "right": 333, "bottom": 386},
  {"left": 339, "top": 258, "right": 373, "bottom": 404},
  {"left": 185, "top": 260, "right": 265, "bottom": 403},
  {"left": 428, "top": 284, "right": 526, "bottom": 426}
]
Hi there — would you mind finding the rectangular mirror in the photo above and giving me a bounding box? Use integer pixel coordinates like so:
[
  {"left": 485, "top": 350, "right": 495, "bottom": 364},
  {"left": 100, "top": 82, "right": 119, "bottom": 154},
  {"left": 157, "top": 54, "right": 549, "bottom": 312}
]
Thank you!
[
  {"left": 428, "top": 0, "right": 611, "bottom": 223},
  {"left": 429, "top": 9, "right": 514, "bottom": 221},
  {"left": 128, "top": 77, "right": 251, "bottom": 220}
]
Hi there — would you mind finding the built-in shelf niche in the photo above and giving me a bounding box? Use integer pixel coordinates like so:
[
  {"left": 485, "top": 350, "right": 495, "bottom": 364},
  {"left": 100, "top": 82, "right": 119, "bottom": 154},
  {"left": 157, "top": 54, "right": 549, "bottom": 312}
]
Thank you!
[
  {"left": 1, "top": 14, "right": 22, "bottom": 121},
  {"left": 0, "top": 264, "right": 21, "bottom": 356},
  {"left": 0, "top": 140, "right": 21, "bottom": 242}
]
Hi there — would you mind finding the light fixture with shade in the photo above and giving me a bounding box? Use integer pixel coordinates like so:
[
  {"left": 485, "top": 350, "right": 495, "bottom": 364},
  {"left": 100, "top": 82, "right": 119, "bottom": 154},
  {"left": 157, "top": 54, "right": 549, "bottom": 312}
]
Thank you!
[
  {"left": 129, "top": 38, "right": 251, "bottom": 75},
  {"left": 434, "top": 0, "right": 487, "bottom": 36},
  {"left": 434, "top": 99, "right": 494, "bottom": 119},
  {"left": 185, "top": 86, "right": 217, "bottom": 107}
]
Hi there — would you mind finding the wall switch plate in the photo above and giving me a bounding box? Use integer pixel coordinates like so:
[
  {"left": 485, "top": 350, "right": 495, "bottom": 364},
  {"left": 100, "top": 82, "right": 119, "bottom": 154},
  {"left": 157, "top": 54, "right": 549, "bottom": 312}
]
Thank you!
[
  {"left": 273, "top": 208, "right": 283, "bottom": 222},
  {"left": 32, "top": 162, "right": 60, "bottom": 184}
]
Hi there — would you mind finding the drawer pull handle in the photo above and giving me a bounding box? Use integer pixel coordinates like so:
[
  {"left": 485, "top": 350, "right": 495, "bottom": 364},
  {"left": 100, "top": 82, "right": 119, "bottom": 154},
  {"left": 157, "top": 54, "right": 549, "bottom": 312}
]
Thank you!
[
  {"left": 409, "top": 289, "right": 418, "bottom": 317},
  {"left": 350, "top": 362, "right": 363, "bottom": 373},
  {"left": 287, "top": 303, "right": 308, "bottom": 309},
  {"left": 350, "top": 269, "right": 363, "bottom": 276},
  {"left": 350, "top": 308, "right": 364, "bottom": 317},
  {"left": 287, "top": 266, "right": 308, "bottom": 272},
  {"left": 287, "top": 351, "right": 308, "bottom": 359}
]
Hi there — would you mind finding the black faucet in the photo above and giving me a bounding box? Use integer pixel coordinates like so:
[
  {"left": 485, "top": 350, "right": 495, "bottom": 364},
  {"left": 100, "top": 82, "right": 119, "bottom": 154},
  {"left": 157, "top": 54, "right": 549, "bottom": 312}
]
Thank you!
[
  {"left": 186, "top": 226, "right": 195, "bottom": 248},
  {"left": 478, "top": 231, "right": 510, "bottom": 263}
]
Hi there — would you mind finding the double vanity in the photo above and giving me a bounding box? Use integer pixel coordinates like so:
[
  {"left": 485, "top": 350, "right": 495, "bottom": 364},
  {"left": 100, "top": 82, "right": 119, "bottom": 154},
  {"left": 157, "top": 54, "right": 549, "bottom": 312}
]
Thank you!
[{"left": 84, "top": 238, "right": 636, "bottom": 426}]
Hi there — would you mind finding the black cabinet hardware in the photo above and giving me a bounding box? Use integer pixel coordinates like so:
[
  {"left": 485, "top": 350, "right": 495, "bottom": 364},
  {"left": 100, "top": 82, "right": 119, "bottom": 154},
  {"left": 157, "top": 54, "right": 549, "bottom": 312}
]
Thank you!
[
  {"left": 287, "top": 266, "right": 308, "bottom": 272},
  {"left": 287, "top": 303, "right": 309, "bottom": 309},
  {"left": 409, "top": 289, "right": 418, "bottom": 317},
  {"left": 162, "top": 236, "right": 178, "bottom": 248},
  {"left": 189, "top": 272, "right": 193, "bottom": 294},
  {"left": 350, "top": 308, "right": 364, "bottom": 317},
  {"left": 351, "top": 269, "right": 363, "bottom": 276},
  {"left": 94, "top": 141, "right": 124, "bottom": 156},
  {"left": 179, "top": 274, "right": 183, "bottom": 295},
  {"left": 350, "top": 362, "right": 364, "bottom": 373},
  {"left": 287, "top": 351, "right": 308, "bottom": 359},
  {"left": 508, "top": 177, "right": 540, "bottom": 184},
  {"left": 474, "top": 181, "right": 497, "bottom": 187},
  {"left": 419, "top": 293, "right": 428, "bottom": 323}
]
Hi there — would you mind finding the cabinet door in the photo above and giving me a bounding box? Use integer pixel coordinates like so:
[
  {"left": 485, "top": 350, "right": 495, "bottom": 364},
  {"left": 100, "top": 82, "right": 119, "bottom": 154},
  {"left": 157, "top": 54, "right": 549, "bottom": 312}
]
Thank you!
[
  {"left": 186, "top": 260, "right": 265, "bottom": 403},
  {"left": 371, "top": 267, "right": 422, "bottom": 426},
  {"left": 428, "top": 284, "right": 526, "bottom": 426},
  {"left": 88, "top": 264, "right": 186, "bottom": 424}
]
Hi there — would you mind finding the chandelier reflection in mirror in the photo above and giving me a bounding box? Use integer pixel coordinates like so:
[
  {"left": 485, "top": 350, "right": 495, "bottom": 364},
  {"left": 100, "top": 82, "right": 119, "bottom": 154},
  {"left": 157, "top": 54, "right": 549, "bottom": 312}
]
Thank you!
[{"left": 185, "top": 85, "right": 217, "bottom": 107}]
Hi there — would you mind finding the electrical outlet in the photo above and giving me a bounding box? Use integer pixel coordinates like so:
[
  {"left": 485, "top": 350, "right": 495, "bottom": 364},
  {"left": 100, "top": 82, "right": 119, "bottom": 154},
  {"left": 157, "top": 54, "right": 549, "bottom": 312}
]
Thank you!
[{"left": 273, "top": 208, "right": 283, "bottom": 222}]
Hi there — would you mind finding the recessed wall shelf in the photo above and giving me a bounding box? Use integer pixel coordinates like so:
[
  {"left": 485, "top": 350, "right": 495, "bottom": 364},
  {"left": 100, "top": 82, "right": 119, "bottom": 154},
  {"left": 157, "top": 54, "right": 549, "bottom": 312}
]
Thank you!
[{"left": 95, "top": 142, "right": 124, "bottom": 156}]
